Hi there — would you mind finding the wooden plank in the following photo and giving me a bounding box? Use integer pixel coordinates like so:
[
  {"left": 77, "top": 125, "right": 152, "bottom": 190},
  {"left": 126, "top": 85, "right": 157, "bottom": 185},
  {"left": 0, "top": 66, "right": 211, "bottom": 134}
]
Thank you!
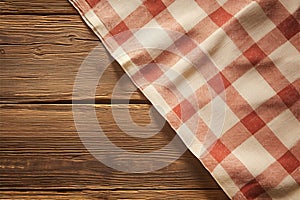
[
  {"left": 0, "top": 190, "right": 229, "bottom": 199},
  {"left": 0, "top": 0, "right": 77, "bottom": 14},
  {"left": 0, "top": 15, "right": 98, "bottom": 45},
  {"left": 0, "top": 15, "right": 146, "bottom": 103},
  {"left": 0, "top": 104, "right": 220, "bottom": 190}
]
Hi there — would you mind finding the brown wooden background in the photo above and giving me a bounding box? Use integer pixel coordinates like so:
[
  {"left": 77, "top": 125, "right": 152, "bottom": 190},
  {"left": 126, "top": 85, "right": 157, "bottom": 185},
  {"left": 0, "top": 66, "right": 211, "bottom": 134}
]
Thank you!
[{"left": 0, "top": 1, "right": 229, "bottom": 199}]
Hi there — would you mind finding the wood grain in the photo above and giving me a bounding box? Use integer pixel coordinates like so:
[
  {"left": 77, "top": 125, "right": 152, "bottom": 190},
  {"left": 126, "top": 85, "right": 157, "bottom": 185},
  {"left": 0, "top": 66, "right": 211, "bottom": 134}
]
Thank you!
[
  {"left": 0, "top": 190, "right": 229, "bottom": 199},
  {"left": 0, "top": 15, "right": 146, "bottom": 103},
  {"left": 0, "top": 0, "right": 77, "bottom": 14},
  {"left": 0, "top": 1, "right": 229, "bottom": 198},
  {"left": 0, "top": 104, "right": 221, "bottom": 190}
]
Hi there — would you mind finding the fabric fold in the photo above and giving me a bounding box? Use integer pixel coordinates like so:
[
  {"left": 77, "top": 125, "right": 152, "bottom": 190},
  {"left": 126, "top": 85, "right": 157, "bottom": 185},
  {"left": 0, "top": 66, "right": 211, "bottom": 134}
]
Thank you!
[{"left": 69, "top": 0, "right": 300, "bottom": 199}]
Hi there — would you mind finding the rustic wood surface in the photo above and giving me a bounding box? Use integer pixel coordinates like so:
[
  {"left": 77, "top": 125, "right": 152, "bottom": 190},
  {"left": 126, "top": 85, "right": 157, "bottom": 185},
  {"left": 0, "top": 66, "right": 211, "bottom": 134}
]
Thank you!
[
  {"left": 0, "top": 0, "right": 77, "bottom": 14},
  {"left": 0, "top": 0, "right": 229, "bottom": 199},
  {"left": 0, "top": 15, "right": 146, "bottom": 103},
  {"left": 0, "top": 190, "right": 228, "bottom": 199}
]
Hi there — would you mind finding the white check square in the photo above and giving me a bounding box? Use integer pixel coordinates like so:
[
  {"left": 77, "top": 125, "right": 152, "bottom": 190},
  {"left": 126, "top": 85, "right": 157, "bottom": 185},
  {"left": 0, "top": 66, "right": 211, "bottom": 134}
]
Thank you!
[
  {"left": 236, "top": 2, "right": 276, "bottom": 42},
  {"left": 216, "top": 0, "right": 228, "bottom": 6},
  {"left": 134, "top": 20, "right": 174, "bottom": 58},
  {"left": 167, "top": 0, "right": 207, "bottom": 32},
  {"left": 232, "top": 136, "right": 275, "bottom": 176},
  {"left": 166, "top": 59, "right": 206, "bottom": 98},
  {"left": 143, "top": 85, "right": 172, "bottom": 115},
  {"left": 200, "top": 29, "right": 242, "bottom": 70},
  {"left": 279, "top": 0, "right": 299, "bottom": 14},
  {"left": 269, "top": 41, "right": 300, "bottom": 83},
  {"left": 84, "top": 10, "right": 109, "bottom": 35},
  {"left": 199, "top": 96, "right": 239, "bottom": 135},
  {"left": 232, "top": 68, "right": 276, "bottom": 109},
  {"left": 177, "top": 123, "right": 203, "bottom": 157},
  {"left": 108, "top": 0, "right": 142, "bottom": 19},
  {"left": 212, "top": 165, "right": 240, "bottom": 197},
  {"left": 268, "top": 109, "right": 300, "bottom": 149}
]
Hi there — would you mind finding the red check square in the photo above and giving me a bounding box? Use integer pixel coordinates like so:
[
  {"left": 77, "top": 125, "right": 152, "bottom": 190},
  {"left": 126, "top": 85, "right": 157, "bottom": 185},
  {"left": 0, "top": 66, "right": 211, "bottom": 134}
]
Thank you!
[
  {"left": 210, "top": 7, "right": 232, "bottom": 27},
  {"left": 174, "top": 35, "right": 197, "bottom": 55},
  {"left": 210, "top": 140, "right": 231, "bottom": 163},
  {"left": 86, "top": 0, "right": 100, "bottom": 7},
  {"left": 277, "top": 16, "right": 300, "bottom": 40},
  {"left": 277, "top": 84, "right": 299, "bottom": 108},
  {"left": 241, "top": 179, "right": 266, "bottom": 199},
  {"left": 173, "top": 99, "right": 196, "bottom": 122},
  {"left": 129, "top": 49, "right": 153, "bottom": 66},
  {"left": 110, "top": 21, "right": 132, "bottom": 44},
  {"left": 208, "top": 72, "right": 231, "bottom": 94},
  {"left": 244, "top": 44, "right": 267, "bottom": 66},
  {"left": 241, "top": 111, "right": 266, "bottom": 134},
  {"left": 140, "top": 63, "right": 163, "bottom": 82},
  {"left": 144, "top": 0, "right": 167, "bottom": 17},
  {"left": 278, "top": 151, "right": 300, "bottom": 174}
]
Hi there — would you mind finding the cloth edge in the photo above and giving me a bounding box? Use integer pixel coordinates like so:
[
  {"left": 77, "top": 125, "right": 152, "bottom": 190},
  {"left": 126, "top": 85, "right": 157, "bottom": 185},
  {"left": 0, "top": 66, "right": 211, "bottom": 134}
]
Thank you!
[{"left": 68, "top": 0, "right": 236, "bottom": 198}]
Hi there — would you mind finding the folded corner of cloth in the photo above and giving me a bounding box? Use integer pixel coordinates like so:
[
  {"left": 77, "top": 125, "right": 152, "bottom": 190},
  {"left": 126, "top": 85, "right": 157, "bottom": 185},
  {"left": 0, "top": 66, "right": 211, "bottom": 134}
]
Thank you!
[{"left": 69, "top": 0, "right": 300, "bottom": 199}]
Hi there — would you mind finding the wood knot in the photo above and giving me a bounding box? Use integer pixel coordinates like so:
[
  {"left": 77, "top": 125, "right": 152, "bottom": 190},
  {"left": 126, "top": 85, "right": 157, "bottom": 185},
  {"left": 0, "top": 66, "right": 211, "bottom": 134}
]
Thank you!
[
  {"left": 68, "top": 34, "right": 77, "bottom": 42},
  {"left": 0, "top": 49, "right": 5, "bottom": 54},
  {"left": 34, "top": 47, "right": 44, "bottom": 56}
]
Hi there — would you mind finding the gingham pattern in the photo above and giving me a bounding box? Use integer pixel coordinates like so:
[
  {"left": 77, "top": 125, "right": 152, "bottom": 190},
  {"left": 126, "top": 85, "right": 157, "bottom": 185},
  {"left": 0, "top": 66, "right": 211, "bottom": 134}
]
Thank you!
[{"left": 69, "top": 0, "right": 300, "bottom": 199}]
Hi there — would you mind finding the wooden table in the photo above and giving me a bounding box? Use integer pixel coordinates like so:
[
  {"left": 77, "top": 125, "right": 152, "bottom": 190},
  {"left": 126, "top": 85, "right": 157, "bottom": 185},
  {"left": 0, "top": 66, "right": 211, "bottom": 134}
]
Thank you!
[{"left": 0, "top": 1, "right": 229, "bottom": 199}]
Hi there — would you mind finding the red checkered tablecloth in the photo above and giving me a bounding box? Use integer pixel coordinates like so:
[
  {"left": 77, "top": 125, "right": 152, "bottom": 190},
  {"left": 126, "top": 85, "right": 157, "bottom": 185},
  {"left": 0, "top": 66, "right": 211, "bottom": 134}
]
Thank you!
[{"left": 69, "top": 0, "right": 300, "bottom": 199}]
